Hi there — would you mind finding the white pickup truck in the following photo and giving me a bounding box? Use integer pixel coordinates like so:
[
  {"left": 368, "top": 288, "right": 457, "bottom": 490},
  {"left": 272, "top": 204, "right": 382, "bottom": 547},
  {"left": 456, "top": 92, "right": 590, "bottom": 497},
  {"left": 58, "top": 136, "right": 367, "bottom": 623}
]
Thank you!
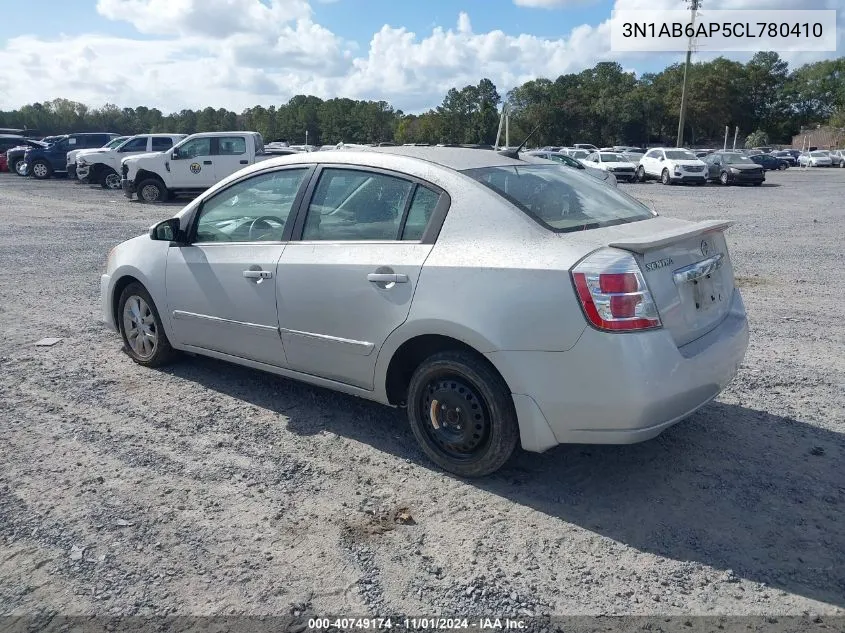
[
  {"left": 120, "top": 131, "right": 270, "bottom": 202},
  {"left": 67, "top": 136, "right": 129, "bottom": 179},
  {"left": 76, "top": 134, "right": 186, "bottom": 188}
]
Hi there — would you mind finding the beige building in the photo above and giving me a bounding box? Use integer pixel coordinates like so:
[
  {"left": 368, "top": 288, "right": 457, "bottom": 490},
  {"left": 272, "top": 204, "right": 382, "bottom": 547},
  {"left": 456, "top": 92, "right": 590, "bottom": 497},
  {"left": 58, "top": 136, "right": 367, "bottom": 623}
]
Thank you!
[{"left": 792, "top": 125, "right": 844, "bottom": 150}]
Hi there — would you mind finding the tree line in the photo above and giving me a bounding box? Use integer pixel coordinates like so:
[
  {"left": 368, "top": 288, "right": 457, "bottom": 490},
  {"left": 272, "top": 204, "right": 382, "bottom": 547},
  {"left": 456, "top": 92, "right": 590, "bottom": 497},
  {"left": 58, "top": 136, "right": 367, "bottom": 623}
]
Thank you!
[{"left": 1, "top": 53, "right": 841, "bottom": 148}]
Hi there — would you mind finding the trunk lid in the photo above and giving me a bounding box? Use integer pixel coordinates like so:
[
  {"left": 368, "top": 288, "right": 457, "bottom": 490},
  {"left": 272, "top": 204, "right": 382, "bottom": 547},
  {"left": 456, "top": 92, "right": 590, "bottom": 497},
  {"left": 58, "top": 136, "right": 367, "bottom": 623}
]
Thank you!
[{"left": 607, "top": 219, "right": 736, "bottom": 347}]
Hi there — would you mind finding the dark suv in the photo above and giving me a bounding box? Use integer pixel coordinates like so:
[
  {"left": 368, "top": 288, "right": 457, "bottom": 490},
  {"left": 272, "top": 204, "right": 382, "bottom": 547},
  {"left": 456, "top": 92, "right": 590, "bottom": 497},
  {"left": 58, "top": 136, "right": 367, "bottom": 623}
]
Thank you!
[{"left": 22, "top": 133, "right": 120, "bottom": 179}]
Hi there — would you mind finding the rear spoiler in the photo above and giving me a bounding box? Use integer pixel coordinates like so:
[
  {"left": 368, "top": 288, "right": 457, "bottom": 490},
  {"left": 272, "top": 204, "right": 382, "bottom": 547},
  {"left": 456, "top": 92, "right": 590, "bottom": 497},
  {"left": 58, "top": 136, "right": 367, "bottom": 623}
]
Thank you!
[{"left": 608, "top": 220, "right": 734, "bottom": 254}]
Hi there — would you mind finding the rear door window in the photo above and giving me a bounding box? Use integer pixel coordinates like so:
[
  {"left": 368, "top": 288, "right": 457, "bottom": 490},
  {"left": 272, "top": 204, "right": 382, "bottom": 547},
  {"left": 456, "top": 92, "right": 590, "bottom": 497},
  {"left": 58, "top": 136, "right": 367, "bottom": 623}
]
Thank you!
[
  {"left": 151, "top": 137, "right": 174, "bottom": 151},
  {"left": 217, "top": 137, "right": 247, "bottom": 156}
]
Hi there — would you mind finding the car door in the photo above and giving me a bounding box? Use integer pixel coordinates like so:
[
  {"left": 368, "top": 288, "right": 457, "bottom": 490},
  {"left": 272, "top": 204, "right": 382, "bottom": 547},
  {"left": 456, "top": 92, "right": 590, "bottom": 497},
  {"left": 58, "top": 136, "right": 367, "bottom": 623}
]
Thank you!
[
  {"left": 169, "top": 136, "right": 217, "bottom": 188},
  {"left": 213, "top": 135, "right": 250, "bottom": 182},
  {"left": 276, "top": 166, "right": 444, "bottom": 389},
  {"left": 164, "top": 166, "right": 313, "bottom": 366},
  {"left": 704, "top": 153, "right": 720, "bottom": 179}
]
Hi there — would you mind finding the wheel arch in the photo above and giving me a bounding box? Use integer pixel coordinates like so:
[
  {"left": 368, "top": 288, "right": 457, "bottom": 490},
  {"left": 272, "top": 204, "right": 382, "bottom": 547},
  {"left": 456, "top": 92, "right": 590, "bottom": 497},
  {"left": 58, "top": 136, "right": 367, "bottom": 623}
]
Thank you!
[{"left": 377, "top": 322, "right": 508, "bottom": 406}]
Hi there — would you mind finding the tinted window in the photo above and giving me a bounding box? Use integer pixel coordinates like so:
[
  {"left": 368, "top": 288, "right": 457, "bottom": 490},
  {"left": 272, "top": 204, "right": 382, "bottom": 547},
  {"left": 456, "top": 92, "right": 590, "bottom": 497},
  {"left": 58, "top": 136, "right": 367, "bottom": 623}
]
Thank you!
[
  {"left": 151, "top": 137, "right": 175, "bottom": 151},
  {"left": 402, "top": 186, "right": 440, "bottom": 241},
  {"left": 302, "top": 168, "right": 413, "bottom": 241},
  {"left": 119, "top": 137, "right": 148, "bottom": 152},
  {"left": 176, "top": 138, "right": 212, "bottom": 159},
  {"left": 462, "top": 164, "right": 654, "bottom": 233},
  {"left": 194, "top": 168, "right": 309, "bottom": 243},
  {"left": 218, "top": 136, "right": 247, "bottom": 155},
  {"left": 600, "top": 153, "right": 623, "bottom": 162},
  {"left": 105, "top": 138, "right": 128, "bottom": 149}
]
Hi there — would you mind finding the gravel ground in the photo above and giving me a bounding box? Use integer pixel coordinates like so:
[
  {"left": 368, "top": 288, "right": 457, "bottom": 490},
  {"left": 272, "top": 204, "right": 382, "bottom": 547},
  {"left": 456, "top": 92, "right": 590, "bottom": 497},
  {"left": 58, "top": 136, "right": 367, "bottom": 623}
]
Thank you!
[{"left": 0, "top": 168, "right": 843, "bottom": 623}]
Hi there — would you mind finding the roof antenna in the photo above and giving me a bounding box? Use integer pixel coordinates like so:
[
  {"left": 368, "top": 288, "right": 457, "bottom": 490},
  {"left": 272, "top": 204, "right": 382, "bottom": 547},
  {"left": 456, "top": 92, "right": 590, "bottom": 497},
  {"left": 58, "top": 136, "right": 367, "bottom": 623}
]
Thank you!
[{"left": 498, "top": 124, "right": 540, "bottom": 159}]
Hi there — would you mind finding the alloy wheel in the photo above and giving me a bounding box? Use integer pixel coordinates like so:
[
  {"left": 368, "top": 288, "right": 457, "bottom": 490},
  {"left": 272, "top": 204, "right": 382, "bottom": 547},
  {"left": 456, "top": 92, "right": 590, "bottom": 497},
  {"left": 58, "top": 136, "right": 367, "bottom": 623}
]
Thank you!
[
  {"left": 104, "top": 173, "right": 122, "bottom": 189},
  {"left": 33, "top": 163, "right": 48, "bottom": 178},
  {"left": 122, "top": 295, "right": 158, "bottom": 359},
  {"left": 140, "top": 183, "right": 161, "bottom": 201}
]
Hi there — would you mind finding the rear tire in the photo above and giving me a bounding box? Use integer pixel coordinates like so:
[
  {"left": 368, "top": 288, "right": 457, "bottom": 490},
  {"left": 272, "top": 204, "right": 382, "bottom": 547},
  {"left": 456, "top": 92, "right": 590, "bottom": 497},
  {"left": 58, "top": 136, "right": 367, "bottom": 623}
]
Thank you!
[
  {"left": 31, "top": 160, "right": 52, "bottom": 180},
  {"left": 136, "top": 178, "right": 167, "bottom": 202},
  {"left": 406, "top": 350, "right": 518, "bottom": 477},
  {"left": 117, "top": 282, "right": 175, "bottom": 367}
]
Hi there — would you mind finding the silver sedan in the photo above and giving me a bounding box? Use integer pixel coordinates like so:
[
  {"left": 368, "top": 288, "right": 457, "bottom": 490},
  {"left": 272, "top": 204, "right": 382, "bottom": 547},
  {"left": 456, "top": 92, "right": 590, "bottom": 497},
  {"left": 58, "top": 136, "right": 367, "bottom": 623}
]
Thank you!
[{"left": 101, "top": 147, "right": 749, "bottom": 476}]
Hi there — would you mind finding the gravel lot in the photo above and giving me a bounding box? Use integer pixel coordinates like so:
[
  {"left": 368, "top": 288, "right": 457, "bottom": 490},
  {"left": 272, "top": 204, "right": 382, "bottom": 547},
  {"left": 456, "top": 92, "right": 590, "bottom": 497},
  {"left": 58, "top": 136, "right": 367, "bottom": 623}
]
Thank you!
[{"left": 0, "top": 167, "right": 843, "bottom": 623}]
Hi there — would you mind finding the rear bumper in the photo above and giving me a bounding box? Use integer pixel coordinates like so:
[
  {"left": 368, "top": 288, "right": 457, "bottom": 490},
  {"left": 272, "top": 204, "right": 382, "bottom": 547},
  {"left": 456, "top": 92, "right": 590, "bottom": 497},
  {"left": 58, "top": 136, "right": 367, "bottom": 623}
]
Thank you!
[
  {"left": 488, "top": 290, "right": 749, "bottom": 448},
  {"left": 121, "top": 178, "right": 135, "bottom": 199}
]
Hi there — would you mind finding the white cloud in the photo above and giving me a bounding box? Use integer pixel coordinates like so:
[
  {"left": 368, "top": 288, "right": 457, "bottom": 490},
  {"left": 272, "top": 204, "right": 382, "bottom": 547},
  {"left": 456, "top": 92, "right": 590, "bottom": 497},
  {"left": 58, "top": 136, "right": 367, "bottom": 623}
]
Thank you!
[{"left": 0, "top": 0, "right": 839, "bottom": 114}]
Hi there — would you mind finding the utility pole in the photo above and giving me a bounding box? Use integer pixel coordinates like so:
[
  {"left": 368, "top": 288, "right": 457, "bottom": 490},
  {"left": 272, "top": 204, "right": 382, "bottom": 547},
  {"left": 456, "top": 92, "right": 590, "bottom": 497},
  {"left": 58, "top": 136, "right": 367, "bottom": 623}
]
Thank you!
[{"left": 676, "top": 0, "right": 700, "bottom": 148}]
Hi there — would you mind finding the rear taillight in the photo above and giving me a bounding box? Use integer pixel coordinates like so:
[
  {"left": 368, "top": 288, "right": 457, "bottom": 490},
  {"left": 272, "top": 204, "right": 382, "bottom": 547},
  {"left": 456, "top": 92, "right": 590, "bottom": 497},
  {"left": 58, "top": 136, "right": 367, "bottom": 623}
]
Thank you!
[{"left": 571, "top": 248, "right": 661, "bottom": 332}]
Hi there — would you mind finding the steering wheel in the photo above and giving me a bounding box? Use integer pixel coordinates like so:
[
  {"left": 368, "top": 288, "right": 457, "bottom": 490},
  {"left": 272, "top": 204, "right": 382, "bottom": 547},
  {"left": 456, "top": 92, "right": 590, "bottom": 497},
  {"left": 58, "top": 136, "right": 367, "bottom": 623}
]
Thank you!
[{"left": 248, "top": 216, "right": 284, "bottom": 241}]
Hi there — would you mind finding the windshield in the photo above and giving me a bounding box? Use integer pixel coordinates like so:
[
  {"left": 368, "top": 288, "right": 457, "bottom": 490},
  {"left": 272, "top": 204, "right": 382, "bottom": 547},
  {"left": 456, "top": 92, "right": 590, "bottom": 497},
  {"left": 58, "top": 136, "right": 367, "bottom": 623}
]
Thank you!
[
  {"left": 810, "top": 151, "right": 827, "bottom": 157},
  {"left": 462, "top": 164, "right": 655, "bottom": 233},
  {"left": 106, "top": 137, "right": 128, "bottom": 149},
  {"left": 570, "top": 150, "right": 589, "bottom": 159},
  {"left": 722, "top": 154, "right": 754, "bottom": 164},
  {"left": 665, "top": 150, "right": 697, "bottom": 160},
  {"left": 599, "top": 153, "right": 623, "bottom": 162}
]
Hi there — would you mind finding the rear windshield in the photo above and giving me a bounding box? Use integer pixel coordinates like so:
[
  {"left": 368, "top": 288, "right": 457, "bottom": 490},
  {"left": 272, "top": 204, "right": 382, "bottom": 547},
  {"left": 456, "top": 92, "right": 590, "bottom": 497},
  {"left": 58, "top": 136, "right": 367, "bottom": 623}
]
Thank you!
[
  {"left": 810, "top": 151, "right": 827, "bottom": 157},
  {"left": 600, "top": 153, "right": 623, "bottom": 162},
  {"left": 462, "top": 164, "right": 655, "bottom": 233}
]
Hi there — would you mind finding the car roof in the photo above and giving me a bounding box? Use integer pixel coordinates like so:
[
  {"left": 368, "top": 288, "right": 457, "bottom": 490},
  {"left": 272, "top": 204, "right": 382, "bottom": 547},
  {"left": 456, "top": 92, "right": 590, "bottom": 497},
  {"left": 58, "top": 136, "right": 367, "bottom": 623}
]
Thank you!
[{"left": 347, "top": 146, "right": 526, "bottom": 170}]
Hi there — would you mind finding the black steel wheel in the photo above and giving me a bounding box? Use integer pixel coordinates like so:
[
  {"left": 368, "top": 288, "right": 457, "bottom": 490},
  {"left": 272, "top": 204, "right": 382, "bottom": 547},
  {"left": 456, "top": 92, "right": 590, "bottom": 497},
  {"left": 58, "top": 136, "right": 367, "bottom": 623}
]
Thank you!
[{"left": 407, "top": 350, "right": 518, "bottom": 477}]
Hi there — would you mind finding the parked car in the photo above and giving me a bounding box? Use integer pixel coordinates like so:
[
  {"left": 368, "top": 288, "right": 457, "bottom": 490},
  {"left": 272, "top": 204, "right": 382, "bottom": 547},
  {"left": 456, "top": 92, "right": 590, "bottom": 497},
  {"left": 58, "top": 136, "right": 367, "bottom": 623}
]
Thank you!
[
  {"left": 0, "top": 134, "right": 27, "bottom": 155},
  {"left": 573, "top": 143, "right": 599, "bottom": 152},
  {"left": 581, "top": 151, "right": 638, "bottom": 182},
  {"left": 771, "top": 150, "right": 797, "bottom": 166},
  {"left": 0, "top": 153, "right": 7, "bottom": 172},
  {"left": 798, "top": 151, "right": 833, "bottom": 167},
  {"left": 76, "top": 134, "right": 186, "bottom": 188},
  {"left": 120, "top": 132, "right": 268, "bottom": 202},
  {"left": 524, "top": 151, "right": 618, "bottom": 186},
  {"left": 67, "top": 136, "right": 130, "bottom": 180},
  {"left": 21, "top": 132, "right": 120, "bottom": 179},
  {"left": 704, "top": 151, "right": 765, "bottom": 185},
  {"left": 100, "top": 146, "right": 749, "bottom": 476},
  {"left": 564, "top": 149, "right": 590, "bottom": 161},
  {"left": 637, "top": 148, "right": 708, "bottom": 185},
  {"left": 827, "top": 149, "right": 844, "bottom": 167},
  {"left": 6, "top": 139, "right": 48, "bottom": 175},
  {"left": 750, "top": 154, "right": 789, "bottom": 171}
]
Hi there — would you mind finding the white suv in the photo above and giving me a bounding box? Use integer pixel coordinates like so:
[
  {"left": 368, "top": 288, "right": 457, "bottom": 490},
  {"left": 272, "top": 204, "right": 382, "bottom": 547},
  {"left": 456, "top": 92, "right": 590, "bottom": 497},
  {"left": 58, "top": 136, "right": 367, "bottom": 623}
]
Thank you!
[{"left": 637, "top": 148, "right": 708, "bottom": 185}]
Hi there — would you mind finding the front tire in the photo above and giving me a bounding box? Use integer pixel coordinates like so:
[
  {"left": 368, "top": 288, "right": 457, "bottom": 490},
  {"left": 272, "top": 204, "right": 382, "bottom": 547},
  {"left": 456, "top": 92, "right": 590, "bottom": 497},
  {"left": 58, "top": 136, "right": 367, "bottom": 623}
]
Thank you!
[
  {"left": 136, "top": 178, "right": 167, "bottom": 202},
  {"left": 719, "top": 171, "right": 730, "bottom": 185},
  {"left": 778, "top": 163, "right": 787, "bottom": 170},
  {"left": 117, "top": 283, "right": 175, "bottom": 367},
  {"left": 13, "top": 159, "right": 27, "bottom": 176},
  {"left": 636, "top": 165, "right": 646, "bottom": 182},
  {"left": 101, "top": 168, "right": 122, "bottom": 190},
  {"left": 661, "top": 169, "right": 671, "bottom": 185},
  {"left": 31, "top": 160, "right": 52, "bottom": 180},
  {"left": 406, "top": 350, "right": 519, "bottom": 477}
]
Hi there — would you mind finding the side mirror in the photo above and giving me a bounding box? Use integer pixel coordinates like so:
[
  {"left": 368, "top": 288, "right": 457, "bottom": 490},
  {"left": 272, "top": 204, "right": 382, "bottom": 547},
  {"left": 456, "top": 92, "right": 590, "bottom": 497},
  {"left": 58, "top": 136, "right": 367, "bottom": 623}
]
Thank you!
[
  {"left": 171, "top": 149, "right": 180, "bottom": 160},
  {"left": 150, "top": 218, "right": 183, "bottom": 243},
  {"left": 658, "top": 156, "right": 664, "bottom": 161}
]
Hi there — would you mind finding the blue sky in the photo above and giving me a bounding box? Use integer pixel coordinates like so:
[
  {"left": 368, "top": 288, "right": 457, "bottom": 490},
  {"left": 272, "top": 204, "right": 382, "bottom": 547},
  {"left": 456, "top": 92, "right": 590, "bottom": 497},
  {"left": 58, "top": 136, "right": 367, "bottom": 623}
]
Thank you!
[{"left": 0, "top": 0, "right": 839, "bottom": 114}]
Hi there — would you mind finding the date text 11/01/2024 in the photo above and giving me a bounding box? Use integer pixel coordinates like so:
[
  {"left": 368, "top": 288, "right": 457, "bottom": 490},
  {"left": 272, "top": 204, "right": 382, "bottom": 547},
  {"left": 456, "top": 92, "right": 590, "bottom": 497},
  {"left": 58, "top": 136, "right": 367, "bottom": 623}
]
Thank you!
[{"left": 308, "top": 618, "right": 528, "bottom": 630}]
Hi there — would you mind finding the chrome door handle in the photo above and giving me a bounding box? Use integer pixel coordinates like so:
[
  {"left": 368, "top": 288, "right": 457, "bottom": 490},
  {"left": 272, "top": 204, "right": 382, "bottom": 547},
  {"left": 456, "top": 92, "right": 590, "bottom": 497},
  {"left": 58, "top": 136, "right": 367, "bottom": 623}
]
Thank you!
[
  {"left": 367, "top": 273, "right": 408, "bottom": 284},
  {"left": 243, "top": 270, "right": 272, "bottom": 279}
]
